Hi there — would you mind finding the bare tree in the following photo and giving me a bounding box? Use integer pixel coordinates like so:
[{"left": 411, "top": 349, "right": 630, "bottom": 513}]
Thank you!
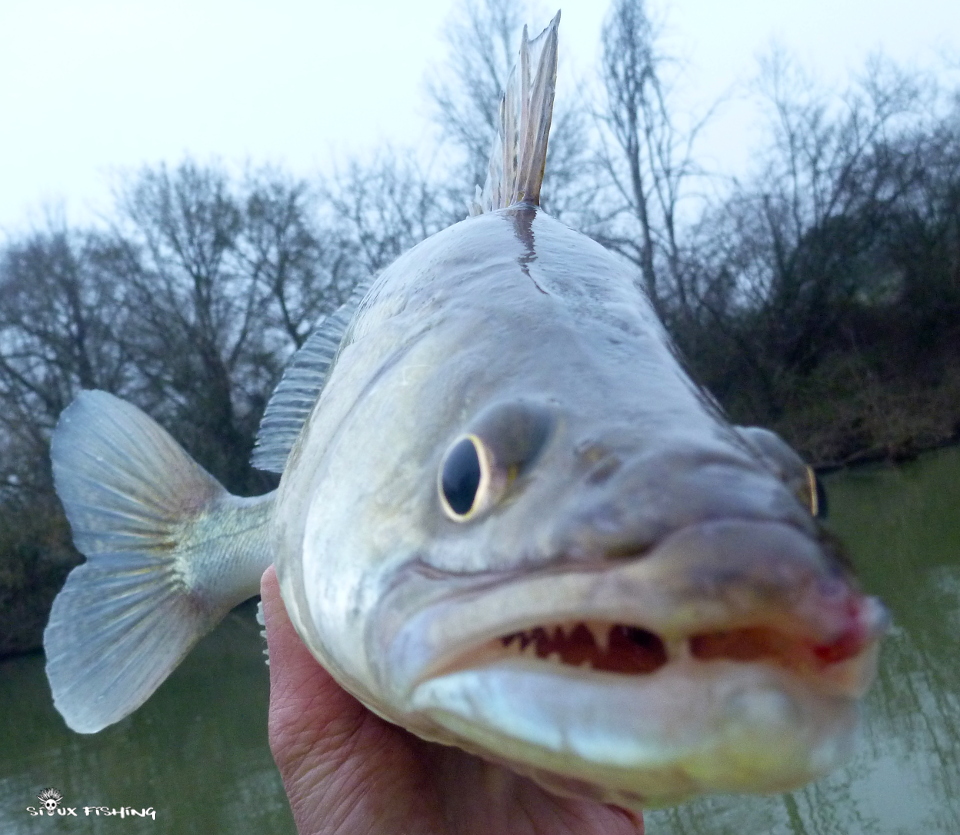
[
  {"left": 875, "top": 79, "right": 960, "bottom": 331},
  {"left": 322, "top": 149, "right": 460, "bottom": 275},
  {"left": 113, "top": 161, "right": 278, "bottom": 492},
  {"left": 112, "top": 159, "right": 419, "bottom": 490},
  {"left": 0, "top": 226, "right": 133, "bottom": 490},
  {"left": 429, "top": 0, "right": 521, "bottom": 187},
  {"left": 593, "top": 0, "right": 704, "bottom": 316},
  {"left": 240, "top": 170, "right": 355, "bottom": 350},
  {"left": 678, "top": 52, "right": 936, "bottom": 428},
  {"left": 746, "top": 53, "right": 924, "bottom": 364},
  {"left": 0, "top": 226, "right": 132, "bottom": 652}
]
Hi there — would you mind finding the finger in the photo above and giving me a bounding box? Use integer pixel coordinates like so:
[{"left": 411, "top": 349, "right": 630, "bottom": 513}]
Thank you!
[
  {"left": 261, "top": 564, "right": 331, "bottom": 704},
  {"left": 261, "top": 566, "right": 373, "bottom": 832},
  {"left": 261, "top": 566, "right": 367, "bottom": 755}
]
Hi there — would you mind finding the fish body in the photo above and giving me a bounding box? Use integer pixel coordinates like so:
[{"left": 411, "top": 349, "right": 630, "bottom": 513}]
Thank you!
[
  {"left": 274, "top": 203, "right": 719, "bottom": 692},
  {"left": 43, "top": 16, "right": 885, "bottom": 810}
]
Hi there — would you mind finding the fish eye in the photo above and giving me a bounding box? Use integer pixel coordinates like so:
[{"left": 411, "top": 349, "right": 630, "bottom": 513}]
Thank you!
[
  {"left": 439, "top": 434, "right": 492, "bottom": 521},
  {"left": 437, "top": 402, "right": 553, "bottom": 522}
]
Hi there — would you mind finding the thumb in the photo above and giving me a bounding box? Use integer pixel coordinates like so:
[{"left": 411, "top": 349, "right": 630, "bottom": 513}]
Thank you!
[{"left": 260, "top": 566, "right": 372, "bottom": 827}]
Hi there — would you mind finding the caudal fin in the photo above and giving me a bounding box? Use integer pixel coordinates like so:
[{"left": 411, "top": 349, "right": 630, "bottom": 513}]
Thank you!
[{"left": 45, "top": 391, "right": 273, "bottom": 733}]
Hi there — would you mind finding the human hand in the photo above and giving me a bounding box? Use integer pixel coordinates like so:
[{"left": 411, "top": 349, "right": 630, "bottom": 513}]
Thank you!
[{"left": 261, "top": 566, "right": 644, "bottom": 835}]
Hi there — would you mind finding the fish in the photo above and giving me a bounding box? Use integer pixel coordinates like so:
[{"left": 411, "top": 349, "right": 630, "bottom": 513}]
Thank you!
[{"left": 43, "top": 14, "right": 887, "bottom": 811}]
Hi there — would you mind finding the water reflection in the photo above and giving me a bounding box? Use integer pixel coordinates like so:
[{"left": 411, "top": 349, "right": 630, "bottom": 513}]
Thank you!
[
  {"left": 0, "top": 602, "right": 296, "bottom": 835},
  {"left": 2, "top": 449, "right": 958, "bottom": 834}
]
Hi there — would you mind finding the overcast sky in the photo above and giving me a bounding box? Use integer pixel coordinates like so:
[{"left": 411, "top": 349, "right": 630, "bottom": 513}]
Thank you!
[{"left": 1, "top": 0, "right": 958, "bottom": 237}]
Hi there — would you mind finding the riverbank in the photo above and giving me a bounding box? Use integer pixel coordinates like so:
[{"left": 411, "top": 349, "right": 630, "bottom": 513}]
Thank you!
[
  {"left": 770, "top": 358, "right": 960, "bottom": 471},
  {"left": 0, "top": 509, "right": 79, "bottom": 657}
]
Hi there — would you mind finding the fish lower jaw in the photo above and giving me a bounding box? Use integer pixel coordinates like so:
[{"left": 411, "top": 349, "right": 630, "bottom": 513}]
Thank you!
[
  {"left": 401, "top": 616, "right": 878, "bottom": 806},
  {"left": 409, "top": 655, "right": 860, "bottom": 809}
]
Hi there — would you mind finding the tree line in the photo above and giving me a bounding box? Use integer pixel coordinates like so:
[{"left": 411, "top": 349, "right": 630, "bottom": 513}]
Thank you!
[{"left": 2, "top": 0, "right": 959, "bottom": 652}]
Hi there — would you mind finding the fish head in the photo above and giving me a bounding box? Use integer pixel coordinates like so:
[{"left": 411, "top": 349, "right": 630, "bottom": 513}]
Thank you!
[{"left": 275, "top": 206, "right": 887, "bottom": 808}]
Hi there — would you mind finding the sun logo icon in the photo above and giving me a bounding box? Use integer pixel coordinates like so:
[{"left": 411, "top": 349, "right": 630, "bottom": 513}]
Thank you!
[{"left": 36, "top": 788, "right": 63, "bottom": 812}]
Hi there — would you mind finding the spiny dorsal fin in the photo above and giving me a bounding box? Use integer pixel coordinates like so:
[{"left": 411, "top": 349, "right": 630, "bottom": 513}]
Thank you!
[
  {"left": 469, "top": 12, "right": 560, "bottom": 215},
  {"left": 252, "top": 279, "right": 372, "bottom": 473}
]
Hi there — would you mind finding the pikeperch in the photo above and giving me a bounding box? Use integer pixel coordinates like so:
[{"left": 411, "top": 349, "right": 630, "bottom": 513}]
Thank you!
[{"left": 44, "top": 14, "right": 886, "bottom": 810}]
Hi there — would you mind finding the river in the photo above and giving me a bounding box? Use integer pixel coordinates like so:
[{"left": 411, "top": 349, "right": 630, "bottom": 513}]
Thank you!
[{"left": 2, "top": 446, "right": 958, "bottom": 834}]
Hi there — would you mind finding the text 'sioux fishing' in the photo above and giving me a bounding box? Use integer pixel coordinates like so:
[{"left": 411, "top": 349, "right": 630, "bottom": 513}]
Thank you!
[{"left": 44, "top": 14, "right": 887, "bottom": 810}]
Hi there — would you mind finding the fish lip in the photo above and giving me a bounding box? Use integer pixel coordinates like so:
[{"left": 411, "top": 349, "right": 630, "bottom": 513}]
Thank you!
[{"left": 378, "top": 518, "right": 887, "bottom": 702}]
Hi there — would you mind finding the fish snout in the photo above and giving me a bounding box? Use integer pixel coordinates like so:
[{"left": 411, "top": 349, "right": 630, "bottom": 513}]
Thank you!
[
  {"left": 607, "top": 519, "right": 873, "bottom": 639},
  {"left": 545, "top": 445, "right": 885, "bottom": 679},
  {"left": 554, "top": 446, "right": 821, "bottom": 565},
  {"left": 625, "top": 518, "right": 888, "bottom": 700}
]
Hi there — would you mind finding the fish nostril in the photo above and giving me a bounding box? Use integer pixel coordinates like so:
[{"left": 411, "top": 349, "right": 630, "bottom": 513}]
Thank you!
[
  {"left": 602, "top": 542, "right": 655, "bottom": 561},
  {"left": 587, "top": 455, "right": 622, "bottom": 484}
]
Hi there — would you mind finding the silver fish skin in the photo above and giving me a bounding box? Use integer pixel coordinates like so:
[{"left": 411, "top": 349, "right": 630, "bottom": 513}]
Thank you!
[
  {"left": 43, "top": 14, "right": 886, "bottom": 811},
  {"left": 271, "top": 201, "right": 884, "bottom": 808}
]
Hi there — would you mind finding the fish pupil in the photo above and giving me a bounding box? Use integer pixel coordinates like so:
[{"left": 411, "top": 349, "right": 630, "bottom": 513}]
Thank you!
[{"left": 442, "top": 437, "right": 482, "bottom": 516}]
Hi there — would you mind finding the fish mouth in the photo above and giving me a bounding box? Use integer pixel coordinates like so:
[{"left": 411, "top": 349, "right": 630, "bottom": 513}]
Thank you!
[
  {"left": 379, "top": 519, "right": 886, "bottom": 806},
  {"left": 423, "top": 615, "right": 879, "bottom": 697}
]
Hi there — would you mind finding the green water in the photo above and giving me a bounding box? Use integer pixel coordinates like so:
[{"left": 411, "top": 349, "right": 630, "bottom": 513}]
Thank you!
[
  {"left": 0, "top": 602, "right": 295, "bottom": 834},
  {"left": 1, "top": 448, "right": 958, "bottom": 835}
]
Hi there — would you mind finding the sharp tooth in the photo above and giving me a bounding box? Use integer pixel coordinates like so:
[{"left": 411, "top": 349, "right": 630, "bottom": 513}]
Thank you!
[
  {"left": 588, "top": 622, "right": 611, "bottom": 653},
  {"left": 547, "top": 651, "right": 562, "bottom": 663},
  {"left": 667, "top": 637, "right": 690, "bottom": 661},
  {"left": 600, "top": 625, "right": 612, "bottom": 653}
]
